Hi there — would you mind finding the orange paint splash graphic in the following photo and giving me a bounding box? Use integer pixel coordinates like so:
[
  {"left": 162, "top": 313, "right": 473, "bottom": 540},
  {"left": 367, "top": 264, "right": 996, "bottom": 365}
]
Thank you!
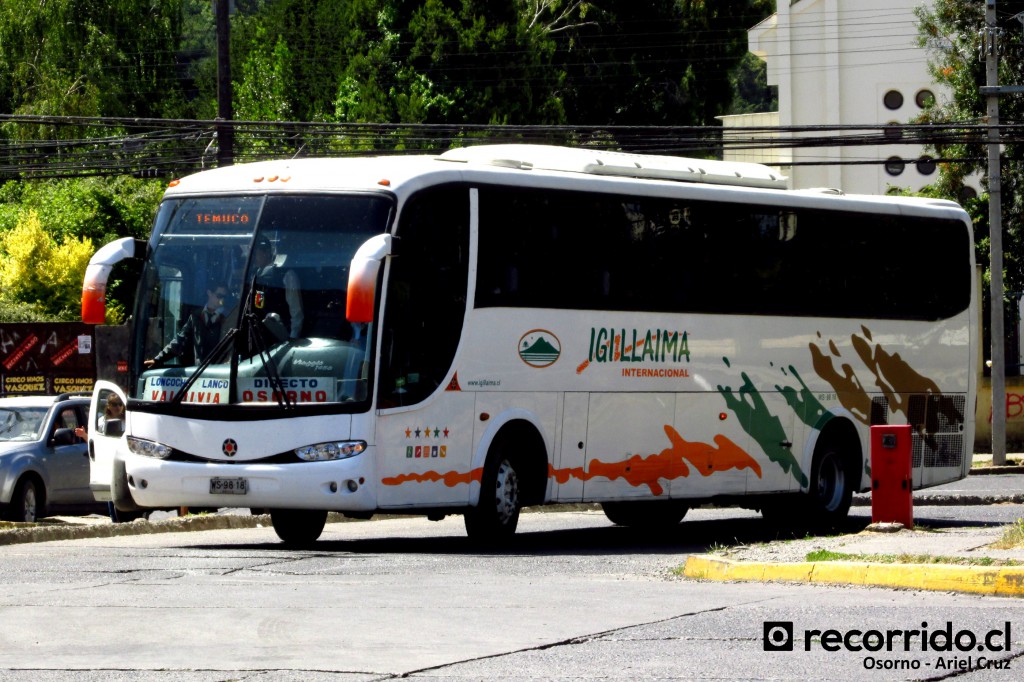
[
  {"left": 382, "top": 468, "right": 482, "bottom": 487},
  {"left": 550, "top": 425, "right": 762, "bottom": 496},
  {"left": 382, "top": 426, "right": 760, "bottom": 495}
]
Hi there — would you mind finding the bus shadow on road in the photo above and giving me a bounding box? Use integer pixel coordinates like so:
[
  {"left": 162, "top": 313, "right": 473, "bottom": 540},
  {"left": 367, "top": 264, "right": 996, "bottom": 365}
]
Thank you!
[{"left": 201, "top": 514, "right": 885, "bottom": 557}]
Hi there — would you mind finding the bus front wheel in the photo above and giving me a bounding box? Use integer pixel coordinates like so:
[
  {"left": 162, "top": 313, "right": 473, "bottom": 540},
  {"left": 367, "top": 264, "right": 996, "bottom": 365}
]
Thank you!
[
  {"left": 465, "top": 454, "right": 521, "bottom": 542},
  {"left": 602, "top": 500, "right": 688, "bottom": 528},
  {"left": 270, "top": 509, "right": 328, "bottom": 546}
]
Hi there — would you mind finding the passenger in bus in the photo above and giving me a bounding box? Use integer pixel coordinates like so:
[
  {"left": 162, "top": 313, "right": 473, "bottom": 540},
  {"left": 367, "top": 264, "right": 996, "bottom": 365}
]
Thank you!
[
  {"left": 251, "top": 236, "right": 304, "bottom": 339},
  {"left": 145, "top": 281, "right": 236, "bottom": 367}
]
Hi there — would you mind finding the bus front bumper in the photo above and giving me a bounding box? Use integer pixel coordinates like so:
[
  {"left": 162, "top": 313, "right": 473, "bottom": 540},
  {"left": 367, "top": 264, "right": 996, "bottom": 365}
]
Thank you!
[{"left": 122, "top": 452, "right": 377, "bottom": 511}]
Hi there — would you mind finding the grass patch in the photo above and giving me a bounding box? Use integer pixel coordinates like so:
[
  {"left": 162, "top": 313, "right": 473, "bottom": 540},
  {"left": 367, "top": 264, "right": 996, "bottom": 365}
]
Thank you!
[
  {"left": 990, "top": 518, "right": 1024, "bottom": 550},
  {"left": 805, "top": 548, "right": 1022, "bottom": 567}
]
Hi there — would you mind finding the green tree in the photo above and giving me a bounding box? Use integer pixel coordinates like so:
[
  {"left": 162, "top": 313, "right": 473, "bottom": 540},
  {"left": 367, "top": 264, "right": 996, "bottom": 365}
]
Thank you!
[
  {"left": 0, "top": 0, "right": 194, "bottom": 140},
  {"left": 914, "top": 0, "right": 1024, "bottom": 294},
  {"left": 553, "top": 0, "right": 775, "bottom": 128}
]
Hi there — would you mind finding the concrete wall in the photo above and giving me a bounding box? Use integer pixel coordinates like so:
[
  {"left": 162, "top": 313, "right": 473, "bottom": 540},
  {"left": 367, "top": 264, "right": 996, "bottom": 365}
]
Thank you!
[{"left": 975, "top": 376, "right": 1024, "bottom": 452}]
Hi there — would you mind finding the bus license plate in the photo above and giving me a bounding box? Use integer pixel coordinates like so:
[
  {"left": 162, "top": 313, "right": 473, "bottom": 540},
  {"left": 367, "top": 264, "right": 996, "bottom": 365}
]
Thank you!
[{"left": 210, "top": 477, "right": 248, "bottom": 495}]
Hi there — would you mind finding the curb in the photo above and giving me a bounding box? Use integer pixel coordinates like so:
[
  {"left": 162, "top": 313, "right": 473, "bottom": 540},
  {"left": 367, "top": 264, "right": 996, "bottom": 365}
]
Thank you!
[
  {"left": 0, "top": 504, "right": 604, "bottom": 547},
  {"left": 0, "top": 513, "right": 273, "bottom": 547},
  {"left": 969, "top": 466, "right": 1024, "bottom": 476},
  {"left": 682, "top": 554, "right": 1024, "bottom": 598},
  {"left": 852, "top": 493, "right": 1024, "bottom": 506}
]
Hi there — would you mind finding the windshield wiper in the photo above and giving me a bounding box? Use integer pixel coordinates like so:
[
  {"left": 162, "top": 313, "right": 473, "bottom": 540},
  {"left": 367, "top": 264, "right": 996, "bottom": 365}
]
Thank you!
[{"left": 169, "top": 326, "right": 237, "bottom": 407}]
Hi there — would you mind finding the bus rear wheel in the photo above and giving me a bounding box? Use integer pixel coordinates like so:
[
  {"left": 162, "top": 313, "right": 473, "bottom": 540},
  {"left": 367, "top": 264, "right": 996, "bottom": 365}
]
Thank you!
[
  {"left": 465, "top": 454, "right": 522, "bottom": 542},
  {"left": 270, "top": 509, "right": 328, "bottom": 547},
  {"left": 807, "top": 446, "right": 853, "bottom": 528},
  {"left": 601, "top": 500, "right": 688, "bottom": 528}
]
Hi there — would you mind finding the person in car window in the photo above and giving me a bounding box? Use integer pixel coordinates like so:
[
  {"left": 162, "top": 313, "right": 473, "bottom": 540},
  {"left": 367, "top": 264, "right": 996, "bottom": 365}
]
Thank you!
[{"left": 74, "top": 394, "right": 124, "bottom": 439}]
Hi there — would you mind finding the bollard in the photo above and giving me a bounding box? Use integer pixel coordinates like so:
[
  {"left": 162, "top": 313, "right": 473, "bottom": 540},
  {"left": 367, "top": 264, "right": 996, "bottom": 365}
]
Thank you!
[{"left": 870, "top": 425, "right": 914, "bottom": 528}]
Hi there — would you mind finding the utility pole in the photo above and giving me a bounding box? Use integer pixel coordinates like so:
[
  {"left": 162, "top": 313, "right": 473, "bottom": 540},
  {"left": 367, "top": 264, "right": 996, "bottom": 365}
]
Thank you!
[
  {"left": 215, "top": 0, "right": 234, "bottom": 167},
  {"left": 980, "top": 1, "right": 1006, "bottom": 465}
]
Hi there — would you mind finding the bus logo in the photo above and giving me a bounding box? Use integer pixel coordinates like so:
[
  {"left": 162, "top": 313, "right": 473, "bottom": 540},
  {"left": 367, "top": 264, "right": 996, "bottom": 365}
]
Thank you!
[
  {"left": 519, "top": 330, "right": 561, "bottom": 368},
  {"left": 222, "top": 439, "right": 238, "bottom": 457}
]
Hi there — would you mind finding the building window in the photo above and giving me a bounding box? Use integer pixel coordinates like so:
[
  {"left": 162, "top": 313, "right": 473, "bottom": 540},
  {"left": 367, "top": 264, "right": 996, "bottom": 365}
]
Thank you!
[
  {"left": 915, "top": 89, "right": 936, "bottom": 108},
  {"left": 884, "top": 122, "right": 903, "bottom": 140},
  {"left": 916, "top": 156, "right": 936, "bottom": 176},
  {"left": 885, "top": 157, "right": 906, "bottom": 176},
  {"left": 883, "top": 90, "right": 904, "bottom": 110}
]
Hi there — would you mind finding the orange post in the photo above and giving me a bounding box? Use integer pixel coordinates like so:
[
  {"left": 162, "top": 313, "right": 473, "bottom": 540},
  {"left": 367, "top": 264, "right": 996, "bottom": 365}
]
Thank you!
[{"left": 870, "top": 425, "right": 914, "bottom": 528}]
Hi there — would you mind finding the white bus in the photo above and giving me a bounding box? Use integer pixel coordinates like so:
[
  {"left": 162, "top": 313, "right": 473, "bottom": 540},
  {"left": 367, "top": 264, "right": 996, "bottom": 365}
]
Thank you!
[{"left": 82, "top": 144, "right": 977, "bottom": 545}]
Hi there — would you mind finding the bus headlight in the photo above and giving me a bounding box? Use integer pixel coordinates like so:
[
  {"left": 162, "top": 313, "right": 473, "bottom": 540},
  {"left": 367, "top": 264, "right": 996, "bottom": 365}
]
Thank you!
[
  {"left": 127, "top": 436, "right": 173, "bottom": 459},
  {"left": 294, "top": 441, "right": 367, "bottom": 462}
]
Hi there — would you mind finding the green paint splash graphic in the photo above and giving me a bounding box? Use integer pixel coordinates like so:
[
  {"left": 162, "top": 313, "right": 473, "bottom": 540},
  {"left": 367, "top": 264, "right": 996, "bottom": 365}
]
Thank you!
[
  {"left": 776, "top": 365, "right": 833, "bottom": 431},
  {"left": 718, "top": 369, "right": 809, "bottom": 488}
]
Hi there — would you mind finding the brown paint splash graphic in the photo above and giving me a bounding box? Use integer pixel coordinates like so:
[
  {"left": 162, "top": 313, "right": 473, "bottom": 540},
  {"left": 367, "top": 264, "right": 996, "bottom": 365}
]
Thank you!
[
  {"left": 382, "top": 468, "right": 482, "bottom": 487},
  {"left": 809, "top": 341, "right": 872, "bottom": 424},
  {"left": 550, "top": 425, "right": 762, "bottom": 496},
  {"left": 850, "top": 331, "right": 941, "bottom": 417},
  {"left": 810, "top": 326, "right": 950, "bottom": 425}
]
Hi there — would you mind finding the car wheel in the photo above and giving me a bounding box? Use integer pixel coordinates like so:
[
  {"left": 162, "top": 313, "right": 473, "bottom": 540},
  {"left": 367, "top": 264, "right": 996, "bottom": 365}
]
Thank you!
[
  {"left": 602, "top": 500, "right": 688, "bottom": 528},
  {"left": 6, "top": 477, "right": 41, "bottom": 523},
  {"left": 270, "top": 509, "right": 328, "bottom": 547},
  {"left": 464, "top": 453, "right": 522, "bottom": 542}
]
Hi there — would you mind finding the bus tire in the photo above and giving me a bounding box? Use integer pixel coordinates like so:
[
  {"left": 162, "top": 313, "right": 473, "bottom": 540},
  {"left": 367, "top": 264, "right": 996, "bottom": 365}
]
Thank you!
[
  {"left": 464, "top": 451, "right": 522, "bottom": 542},
  {"left": 109, "top": 502, "right": 147, "bottom": 523},
  {"left": 808, "top": 444, "right": 854, "bottom": 528},
  {"left": 270, "top": 509, "right": 328, "bottom": 547},
  {"left": 601, "top": 500, "right": 688, "bottom": 528},
  {"left": 5, "top": 476, "right": 42, "bottom": 523}
]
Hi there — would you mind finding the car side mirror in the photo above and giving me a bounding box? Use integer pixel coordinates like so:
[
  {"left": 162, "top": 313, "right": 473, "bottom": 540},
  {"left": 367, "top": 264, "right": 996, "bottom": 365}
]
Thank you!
[
  {"left": 51, "top": 428, "right": 78, "bottom": 446},
  {"left": 103, "top": 418, "right": 124, "bottom": 438}
]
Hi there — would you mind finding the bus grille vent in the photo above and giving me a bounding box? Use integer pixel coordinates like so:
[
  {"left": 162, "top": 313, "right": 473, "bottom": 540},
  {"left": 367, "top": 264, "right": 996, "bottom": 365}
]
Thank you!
[
  {"left": 908, "top": 394, "right": 966, "bottom": 469},
  {"left": 870, "top": 397, "right": 889, "bottom": 425}
]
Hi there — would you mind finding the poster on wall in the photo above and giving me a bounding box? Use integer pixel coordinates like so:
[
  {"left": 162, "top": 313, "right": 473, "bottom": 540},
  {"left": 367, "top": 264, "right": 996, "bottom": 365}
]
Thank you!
[{"left": 0, "top": 322, "right": 97, "bottom": 397}]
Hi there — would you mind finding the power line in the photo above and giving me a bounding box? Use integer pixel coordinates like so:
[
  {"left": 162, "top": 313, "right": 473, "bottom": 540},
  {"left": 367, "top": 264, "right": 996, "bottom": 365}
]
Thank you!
[{"left": 0, "top": 115, "right": 1019, "bottom": 180}]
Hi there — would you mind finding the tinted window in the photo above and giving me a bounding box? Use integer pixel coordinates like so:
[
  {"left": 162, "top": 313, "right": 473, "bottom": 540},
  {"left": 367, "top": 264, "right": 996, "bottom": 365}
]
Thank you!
[
  {"left": 379, "top": 186, "right": 470, "bottom": 407},
  {"left": 476, "top": 186, "right": 970, "bottom": 321}
]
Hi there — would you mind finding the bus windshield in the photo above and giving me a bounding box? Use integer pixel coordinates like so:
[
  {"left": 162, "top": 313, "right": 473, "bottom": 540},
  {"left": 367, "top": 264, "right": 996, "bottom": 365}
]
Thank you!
[{"left": 132, "top": 193, "right": 393, "bottom": 409}]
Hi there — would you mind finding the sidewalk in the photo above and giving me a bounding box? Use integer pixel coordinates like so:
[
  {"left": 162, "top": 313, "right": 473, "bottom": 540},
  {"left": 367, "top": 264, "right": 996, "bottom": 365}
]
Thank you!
[{"left": 684, "top": 455, "right": 1024, "bottom": 598}]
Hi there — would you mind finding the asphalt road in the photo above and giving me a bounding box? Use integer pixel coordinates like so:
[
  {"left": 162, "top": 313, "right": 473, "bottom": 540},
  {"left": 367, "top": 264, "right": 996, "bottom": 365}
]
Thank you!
[{"left": 1, "top": 504, "right": 1022, "bottom": 681}]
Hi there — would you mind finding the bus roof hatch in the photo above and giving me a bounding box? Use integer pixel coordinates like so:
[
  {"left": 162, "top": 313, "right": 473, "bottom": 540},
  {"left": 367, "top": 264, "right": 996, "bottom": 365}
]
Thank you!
[{"left": 438, "top": 144, "right": 788, "bottom": 190}]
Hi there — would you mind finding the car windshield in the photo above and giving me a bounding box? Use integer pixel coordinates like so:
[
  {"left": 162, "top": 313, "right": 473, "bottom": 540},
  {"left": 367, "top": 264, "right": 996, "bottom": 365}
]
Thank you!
[
  {"left": 0, "top": 407, "right": 48, "bottom": 441},
  {"left": 132, "top": 193, "right": 393, "bottom": 409}
]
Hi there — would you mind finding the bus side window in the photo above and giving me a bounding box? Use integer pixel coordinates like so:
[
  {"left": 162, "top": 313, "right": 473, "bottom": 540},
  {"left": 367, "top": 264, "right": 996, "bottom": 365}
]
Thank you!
[{"left": 379, "top": 186, "right": 470, "bottom": 407}]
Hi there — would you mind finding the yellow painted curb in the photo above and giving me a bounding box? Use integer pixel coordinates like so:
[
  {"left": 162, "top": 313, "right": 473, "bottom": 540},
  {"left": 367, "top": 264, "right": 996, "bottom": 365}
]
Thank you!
[{"left": 682, "top": 555, "right": 1024, "bottom": 598}]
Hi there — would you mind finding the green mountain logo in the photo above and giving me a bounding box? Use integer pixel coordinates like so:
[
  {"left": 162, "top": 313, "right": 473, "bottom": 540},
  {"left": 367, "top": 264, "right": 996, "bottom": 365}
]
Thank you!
[{"left": 519, "top": 330, "right": 561, "bottom": 368}]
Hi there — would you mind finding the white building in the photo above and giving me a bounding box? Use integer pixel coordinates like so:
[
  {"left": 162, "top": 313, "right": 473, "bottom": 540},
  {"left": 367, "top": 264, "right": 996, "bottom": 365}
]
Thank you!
[{"left": 724, "top": 0, "right": 951, "bottom": 195}]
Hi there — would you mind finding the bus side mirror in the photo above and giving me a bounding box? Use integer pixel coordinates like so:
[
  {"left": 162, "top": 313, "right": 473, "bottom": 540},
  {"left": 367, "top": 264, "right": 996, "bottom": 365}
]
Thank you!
[
  {"left": 82, "top": 237, "right": 146, "bottom": 324},
  {"left": 346, "top": 234, "right": 392, "bottom": 324}
]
